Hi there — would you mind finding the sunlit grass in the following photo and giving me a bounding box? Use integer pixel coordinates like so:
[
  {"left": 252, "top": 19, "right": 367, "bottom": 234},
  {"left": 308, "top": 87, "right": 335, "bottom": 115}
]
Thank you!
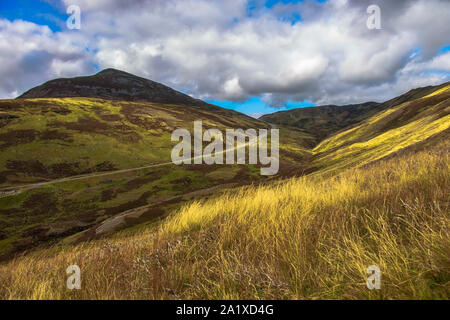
[
  {"left": 311, "top": 89, "right": 450, "bottom": 175},
  {"left": 0, "top": 138, "right": 448, "bottom": 300},
  {"left": 423, "top": 84, "right": 450, "bottom": 98}
]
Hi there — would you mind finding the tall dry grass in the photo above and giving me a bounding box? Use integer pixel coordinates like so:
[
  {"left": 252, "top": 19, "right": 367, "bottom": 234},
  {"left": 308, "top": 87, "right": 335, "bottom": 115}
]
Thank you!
[{"left": 0, "top": 141, "right": 448, "bottom": 299}]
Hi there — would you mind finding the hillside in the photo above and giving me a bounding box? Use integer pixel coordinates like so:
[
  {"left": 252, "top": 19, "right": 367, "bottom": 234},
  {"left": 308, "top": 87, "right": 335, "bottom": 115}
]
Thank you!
[
  {"left": 0, "top": 97, "right": 266, "bottom": 186},
  {"left": 310, "top": 84, "right": 450, "bottom": 174},
  {"left": 260, "top": 82, "right": 450, "bottom": 142},
  {"left": 0, "top": 69, "right": 320, "bottom": 260},
  {"left": 0, "top": 125, "right": 447, "bottom": 299},
  {"left": 1, "top": 70, "right": 289, "bottom": 259},
  {"left": 0, "top": 74, "right": 449, "bottom": 299}
]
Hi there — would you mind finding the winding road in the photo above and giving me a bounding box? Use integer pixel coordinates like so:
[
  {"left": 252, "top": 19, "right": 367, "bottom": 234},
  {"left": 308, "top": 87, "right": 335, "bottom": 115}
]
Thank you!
[{"left": 0, "top": 127, "right": 274, "bottom": 196}]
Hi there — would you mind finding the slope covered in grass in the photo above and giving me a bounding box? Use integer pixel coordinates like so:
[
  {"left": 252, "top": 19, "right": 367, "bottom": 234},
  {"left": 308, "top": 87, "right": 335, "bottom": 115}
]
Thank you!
[
  {"left": 310, "top": 85, "right": 450, "bottom": 174},
  {"left": 1, "top": 74, "right": 449, "bottom": 299},
  {"left": 0, "top": 97, "right": 267, "bottom": 186},
  {"left": 260, "top": 82, "right": 449, "bottom": 142},
  {"left": 0, "top": 137, "right": 447, "bottom": 299},
  {"left": 0, "top": 94, "right": 316, "bottom": 260},
  {"left": 0, "top": 96, "right": 279, "bottom": 259}
]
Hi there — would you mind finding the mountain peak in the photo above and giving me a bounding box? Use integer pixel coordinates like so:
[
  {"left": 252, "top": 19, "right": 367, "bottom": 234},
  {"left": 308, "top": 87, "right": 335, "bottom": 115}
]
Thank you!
[
  {"left": 17, "top": 68, "right": 203, "bottom": 106},
  {"left": 95, "top": 68, "right": 135, "bottom": 77},
  {"left": 97, "top": 67, "right": 123, "bottom": 73}
]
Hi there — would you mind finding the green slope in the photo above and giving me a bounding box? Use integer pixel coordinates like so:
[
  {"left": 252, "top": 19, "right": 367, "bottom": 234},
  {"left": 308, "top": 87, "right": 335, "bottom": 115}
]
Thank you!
[
  {"left": 310, "top": 84, "right": 450, "bottom": 174},
  {"left": 0, "top": 97, "right": 277, "bottom": 259},
  {"left": 1, "top": 76, "right": 449, "bottom": 262},
  {"left": 260, "top": 82, "right": 450, "bottom": 142},
  {"left": 0, "top": 97, "right": 266, "bottom": 186}
]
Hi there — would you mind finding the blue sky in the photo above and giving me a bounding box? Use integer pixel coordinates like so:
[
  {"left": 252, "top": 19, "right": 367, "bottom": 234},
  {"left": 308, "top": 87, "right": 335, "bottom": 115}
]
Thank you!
[
  {"left": 0, "top": 0, "right": 67, "bottom": 31},
  {"left": 0, "top": 0, "right": 320, "bottom": 32},
  {"left": 247, "top": 0, "right": 305, "bottom": 24},
  {"left": 206, "top": 97, "right": 315, "bottom": 118},
  {"left": 0, "top": 0, "right": 449, "bottom": 116}
]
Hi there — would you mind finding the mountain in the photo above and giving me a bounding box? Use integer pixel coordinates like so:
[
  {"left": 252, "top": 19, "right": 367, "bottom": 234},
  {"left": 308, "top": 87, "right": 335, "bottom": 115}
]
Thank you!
[
  {"left": 0, "top": 69, "right": 449, "bottom": 297},
  {"left": 18, "top": 68, "right": 207, "bottom": 106},
  {"left": 1, "top": 83, "right": 449, "bottom": 300},
  {"left": 260, "top": 82, "right": 450, "bottom": 142},
  {"left": 4, "top": 69, "right": 313, "bottom": 185},
  {"left": 0, "top": 69, "right": 274, "bottom": 260}
]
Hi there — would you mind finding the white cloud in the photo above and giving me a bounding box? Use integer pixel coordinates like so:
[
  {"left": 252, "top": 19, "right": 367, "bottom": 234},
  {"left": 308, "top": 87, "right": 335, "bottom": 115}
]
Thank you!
[
  {"left": 0, "top": 19, "right": 94, "bottom": 98},
  {"left": 0, "top": 0, "right": 449, "bottom": 106}
]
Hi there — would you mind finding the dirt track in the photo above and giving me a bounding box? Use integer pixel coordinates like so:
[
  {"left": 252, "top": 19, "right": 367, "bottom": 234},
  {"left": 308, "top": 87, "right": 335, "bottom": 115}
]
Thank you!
[{"left": 0, "top": 129, "right": 268, "bottom": 194}]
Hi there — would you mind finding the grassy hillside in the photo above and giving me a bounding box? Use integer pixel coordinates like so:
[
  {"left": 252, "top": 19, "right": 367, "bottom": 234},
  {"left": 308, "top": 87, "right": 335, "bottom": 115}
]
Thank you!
[
  {"left": 0, "top": 96, "right": 316, "bottom": 259},
  {"left": 261, "top": 102, "right": 380, "bottom": 142},
  {"left": 0, "top": 133, "right": 447, "bottom": 299},
  {"left": 260, "top": 82, "right": 449, "bottom": 141},
  {"left": 0, "top": 97, "right": 278, "bottom": 259},
  {"left": 0, "top": 97, "right": 266, "bottom": 186},
  {"left": 310, "top": 84, "right": 450, "bottom": 175},
  {"left": 0, "top": 80, "right": 449, "bottom": 299}
]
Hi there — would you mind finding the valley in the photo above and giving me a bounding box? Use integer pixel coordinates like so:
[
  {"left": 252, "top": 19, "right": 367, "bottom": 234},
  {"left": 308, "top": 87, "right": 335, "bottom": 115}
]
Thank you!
[{"left": 0, "top": 70, "right": 448, "bottom": 299}]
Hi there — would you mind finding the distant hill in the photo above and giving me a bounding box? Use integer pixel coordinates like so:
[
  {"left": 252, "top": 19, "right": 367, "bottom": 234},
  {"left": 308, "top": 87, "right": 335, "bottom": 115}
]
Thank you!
[
  {"left": 18, "top": 68, "right": 207, "bottom": 106},
  {"left": 260, "top": 82, "right": 450, "bottom": 142}
]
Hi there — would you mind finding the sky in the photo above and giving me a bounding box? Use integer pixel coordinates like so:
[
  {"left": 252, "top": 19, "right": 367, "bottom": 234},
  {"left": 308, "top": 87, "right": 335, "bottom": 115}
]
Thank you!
[{"left": 0, "top": 0, "right": 449, "bottom": 118}]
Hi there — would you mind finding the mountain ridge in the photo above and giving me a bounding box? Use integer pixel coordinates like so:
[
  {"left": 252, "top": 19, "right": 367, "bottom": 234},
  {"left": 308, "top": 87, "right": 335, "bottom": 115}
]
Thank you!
[
  {"left": 17, "top": 68, "right": 206, "bottom": 107},
  {"left": 260, "top": 81, "right": 450, "bottom": 142}
]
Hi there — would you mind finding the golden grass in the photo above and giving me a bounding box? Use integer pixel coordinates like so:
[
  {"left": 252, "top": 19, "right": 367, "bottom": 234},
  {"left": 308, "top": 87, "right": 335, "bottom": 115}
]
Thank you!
[
  {"left": 311, "top": 90, "right": 450, "bottom": 175},
  {"left": 424, "top": 84, "right": 450, "bottom": 98},
  {"left": 0, "top": 139, "right": 448, "bottom": 300}
]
